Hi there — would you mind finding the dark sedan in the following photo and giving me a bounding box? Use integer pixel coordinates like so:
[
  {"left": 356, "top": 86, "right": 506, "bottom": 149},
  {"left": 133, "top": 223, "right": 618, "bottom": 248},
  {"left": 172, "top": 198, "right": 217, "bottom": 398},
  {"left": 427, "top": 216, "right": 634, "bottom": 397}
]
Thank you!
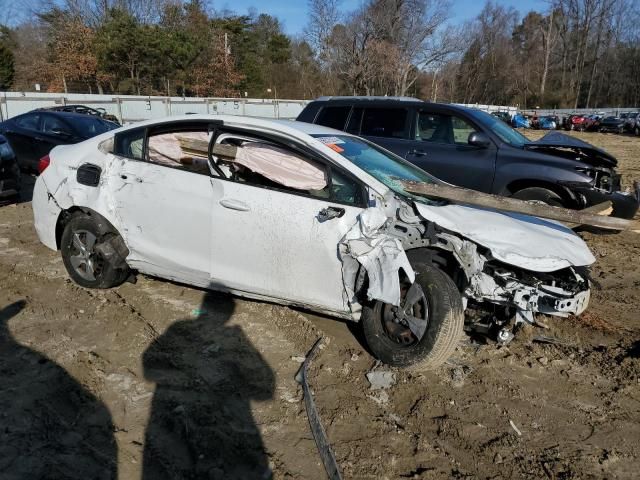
[
  {"left": 0, "top": 111, "right": 119, "bottom": 172},
  {"left": 297, "top": 97, "right": 639, "bottom": 219},
  {"left": 599, "top": 116, "right": 626, "bottom": 134}
]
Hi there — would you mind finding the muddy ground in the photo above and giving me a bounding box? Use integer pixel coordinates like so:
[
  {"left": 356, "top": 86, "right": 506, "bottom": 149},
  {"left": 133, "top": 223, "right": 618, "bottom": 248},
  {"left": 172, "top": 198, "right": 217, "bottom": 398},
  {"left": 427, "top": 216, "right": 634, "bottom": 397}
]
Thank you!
[{"left": 0, "top": 130, "right": 639, "bottom": 479}]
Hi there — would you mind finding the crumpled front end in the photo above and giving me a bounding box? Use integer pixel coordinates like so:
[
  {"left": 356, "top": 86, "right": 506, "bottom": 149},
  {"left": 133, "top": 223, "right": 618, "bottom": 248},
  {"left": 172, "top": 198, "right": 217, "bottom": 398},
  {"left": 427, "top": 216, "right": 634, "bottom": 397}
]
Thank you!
[
  {"left": 441, "top": 232, "right": 591, "bottom": 326},
  {"left": 339, "top": 198, "right": 593, "bottom": 333}
]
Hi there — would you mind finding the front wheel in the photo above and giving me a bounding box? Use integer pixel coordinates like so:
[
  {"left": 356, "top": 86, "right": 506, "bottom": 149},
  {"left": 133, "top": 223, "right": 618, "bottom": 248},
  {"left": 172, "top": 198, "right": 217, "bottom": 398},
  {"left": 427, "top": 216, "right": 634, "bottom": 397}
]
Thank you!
[
  {"left": 512, "top": 187, "right": 564, "bottom": 207},
  {"left": 61, "top": 213, "right": 130, "bottom": 289},
  {"left": 361, "top": 263, "right": 464, "bottom": 370}
]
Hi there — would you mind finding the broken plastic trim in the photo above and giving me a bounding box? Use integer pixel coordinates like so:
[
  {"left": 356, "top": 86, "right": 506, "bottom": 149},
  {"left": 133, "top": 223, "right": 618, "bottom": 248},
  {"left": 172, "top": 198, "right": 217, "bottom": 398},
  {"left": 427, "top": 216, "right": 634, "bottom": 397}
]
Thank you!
[{"left": 295, "top": 338, "right": 343, "bottom": 480}]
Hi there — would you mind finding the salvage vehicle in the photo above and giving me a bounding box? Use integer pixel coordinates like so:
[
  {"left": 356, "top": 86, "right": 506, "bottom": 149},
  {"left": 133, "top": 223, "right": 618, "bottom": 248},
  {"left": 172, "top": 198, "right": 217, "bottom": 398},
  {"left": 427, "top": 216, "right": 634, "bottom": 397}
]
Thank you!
[
  {"left": 538, "top": 115, "right": 557, "bottom": 130},
  {"left": 511, "top": 113, "right": 530, "bottom": 128},
  {"left": 0, "top": 111, "right": 119, "bottom": 172},
  {"left": 599, "top": 116, "right": 626, "bottom": 134},
  {"left": 490, "top": 111, "right": 511, "bottom": 125},
  {"left": 624, "top": 112, "right": 640, "bottom": 133},
  {"left": 564, "top": 114, "right": 588, "bottom": 131},
  {"left": 297, "top": 97, "right": 639, "bottom": 219},
  {"left": 33, "top": 115, "right": 597, "bottom": 369},
  {"left": 0, "top": 134, "right": 20, "bottom": 204}
]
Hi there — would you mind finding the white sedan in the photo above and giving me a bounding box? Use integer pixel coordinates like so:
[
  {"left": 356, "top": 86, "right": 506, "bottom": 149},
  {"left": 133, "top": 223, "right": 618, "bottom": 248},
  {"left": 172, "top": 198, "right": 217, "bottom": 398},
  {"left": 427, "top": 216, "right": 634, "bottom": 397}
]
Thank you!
[{"left": 32, "top": 115, "right": 595, "bottom": 369}]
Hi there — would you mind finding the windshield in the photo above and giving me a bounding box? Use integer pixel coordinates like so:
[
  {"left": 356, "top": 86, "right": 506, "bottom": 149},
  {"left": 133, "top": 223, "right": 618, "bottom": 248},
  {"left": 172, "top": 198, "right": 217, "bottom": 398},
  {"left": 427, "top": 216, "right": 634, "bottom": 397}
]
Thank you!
[
  {"left": 467, "top": 109, "right": 530, "bottom": 147},
  {"left": 311, "top": 134, "right": 438, "bottom": 201},
  {"left": 73, "top": 116, "right": 118, "bottom": 139}
]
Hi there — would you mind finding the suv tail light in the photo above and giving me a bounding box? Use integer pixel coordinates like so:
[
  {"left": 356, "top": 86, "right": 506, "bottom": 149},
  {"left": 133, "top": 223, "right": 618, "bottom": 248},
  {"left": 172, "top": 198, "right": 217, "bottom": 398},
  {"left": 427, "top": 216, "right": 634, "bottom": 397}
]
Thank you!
[{"left": 37, "top": 155, "right": 50, "bottom": 174}]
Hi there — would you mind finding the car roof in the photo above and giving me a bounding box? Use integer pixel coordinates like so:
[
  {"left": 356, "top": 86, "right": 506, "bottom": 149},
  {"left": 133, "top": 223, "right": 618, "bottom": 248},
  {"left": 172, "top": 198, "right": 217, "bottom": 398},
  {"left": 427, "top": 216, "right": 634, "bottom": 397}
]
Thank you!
[
  {"left": 28, "top": 110, "right": 102, "bottom": 121},
  {"left": 117, "top": 114, "right": 356, "bottom": 138}
]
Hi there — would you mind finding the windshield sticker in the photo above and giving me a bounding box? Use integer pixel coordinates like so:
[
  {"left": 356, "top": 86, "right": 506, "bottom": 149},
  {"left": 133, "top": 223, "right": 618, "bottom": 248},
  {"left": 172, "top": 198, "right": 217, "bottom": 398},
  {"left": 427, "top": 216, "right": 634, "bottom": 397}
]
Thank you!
[
  {"left": 316, "top": 136, "right": 345, "bottom": 145},
  {"left": 326, "top": 143, "right": 345, "bottom": 153}
]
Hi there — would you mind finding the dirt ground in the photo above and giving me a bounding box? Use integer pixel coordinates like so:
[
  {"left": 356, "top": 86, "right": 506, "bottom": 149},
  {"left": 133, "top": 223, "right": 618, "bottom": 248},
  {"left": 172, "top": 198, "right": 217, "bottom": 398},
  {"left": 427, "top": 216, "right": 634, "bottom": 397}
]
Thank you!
[{"left": 0, "top": 130, "right": 639, "bottom": 479}]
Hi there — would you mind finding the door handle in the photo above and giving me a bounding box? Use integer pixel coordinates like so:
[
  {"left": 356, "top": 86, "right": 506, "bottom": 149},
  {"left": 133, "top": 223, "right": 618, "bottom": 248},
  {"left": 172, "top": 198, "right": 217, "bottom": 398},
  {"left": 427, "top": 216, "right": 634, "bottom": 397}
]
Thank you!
[
  {"left": 317, "top": 206, "right": 345, "bottom": 222},
  {"left": 220, "top": 198, "right": 250, "bottom": 212},
  {"left": 409, "top": 149, "right": 427, "bottom": 157}
]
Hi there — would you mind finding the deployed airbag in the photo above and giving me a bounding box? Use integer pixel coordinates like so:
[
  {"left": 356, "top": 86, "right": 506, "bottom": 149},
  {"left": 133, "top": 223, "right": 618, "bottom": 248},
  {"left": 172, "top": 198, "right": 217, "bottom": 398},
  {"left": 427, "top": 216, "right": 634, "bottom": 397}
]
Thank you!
[{"left": 234, "top": 143, "right": 328, "bottom": 191}]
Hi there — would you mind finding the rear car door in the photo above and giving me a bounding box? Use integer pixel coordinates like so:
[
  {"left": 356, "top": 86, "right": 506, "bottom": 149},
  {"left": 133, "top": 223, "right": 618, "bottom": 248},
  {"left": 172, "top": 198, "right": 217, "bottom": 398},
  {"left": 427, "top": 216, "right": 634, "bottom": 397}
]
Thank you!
[
  {"left": 3, "top": 113, "right": 40, "bottom": 171},
  {"left": 358, "top": 107, "right": 413, "bottom": 157},
  {"left": 405, "top": 109, "right": 497, "bottom": 192},
  {"left": 208, "top": 135, "right": 367, "bottom": 314},
  {"left": 108, "top": 123, "right": 214, "bottom": 287}
]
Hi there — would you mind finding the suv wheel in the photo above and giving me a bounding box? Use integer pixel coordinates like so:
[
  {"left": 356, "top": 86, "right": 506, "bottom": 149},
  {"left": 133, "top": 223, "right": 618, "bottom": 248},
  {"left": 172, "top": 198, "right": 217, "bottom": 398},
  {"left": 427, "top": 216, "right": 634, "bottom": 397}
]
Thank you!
[{"left": 512, "top": 187, "right": 564, "bottom": 207}]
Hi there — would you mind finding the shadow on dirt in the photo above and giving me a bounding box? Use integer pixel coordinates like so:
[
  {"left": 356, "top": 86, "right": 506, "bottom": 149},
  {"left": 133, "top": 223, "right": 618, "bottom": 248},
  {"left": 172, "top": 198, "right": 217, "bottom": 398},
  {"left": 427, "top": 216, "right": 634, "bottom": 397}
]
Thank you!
[
  {"left": 0, "top": 300, "right": 117, "bottom": 479},
  {"left": 142, "top": 290, "right": 275, "bottom": 479},
  {"left": 626, "top": 340, "right": 640, "bottom": 359}
]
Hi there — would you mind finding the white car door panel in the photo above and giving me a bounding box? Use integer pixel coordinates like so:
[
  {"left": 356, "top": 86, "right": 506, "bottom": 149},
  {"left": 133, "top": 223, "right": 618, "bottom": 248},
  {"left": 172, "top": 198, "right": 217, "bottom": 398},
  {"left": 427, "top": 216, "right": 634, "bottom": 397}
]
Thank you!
[
  {"left": 209, "top": 179, "right": 362, "bottom": 313},
  {"left": 109, "top": 158, "right": 212, "bottom": 286}
]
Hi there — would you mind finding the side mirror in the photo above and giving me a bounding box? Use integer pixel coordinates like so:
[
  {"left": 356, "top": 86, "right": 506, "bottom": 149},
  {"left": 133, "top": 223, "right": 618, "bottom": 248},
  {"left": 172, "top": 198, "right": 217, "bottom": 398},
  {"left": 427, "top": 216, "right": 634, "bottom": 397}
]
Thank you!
[{"left": 468, "top": 131, "right": 491, "bottom": 148}]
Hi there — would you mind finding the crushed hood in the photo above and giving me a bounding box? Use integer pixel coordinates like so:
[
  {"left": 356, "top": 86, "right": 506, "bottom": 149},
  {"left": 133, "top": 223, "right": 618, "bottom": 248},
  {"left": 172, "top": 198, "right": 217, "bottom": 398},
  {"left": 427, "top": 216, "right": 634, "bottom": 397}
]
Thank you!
[
  {"left": 525, "top": 131, "right": 617, "bottom": 167},
  {"left": 414, "top": 202, "right": 596, "bottom": 272}
]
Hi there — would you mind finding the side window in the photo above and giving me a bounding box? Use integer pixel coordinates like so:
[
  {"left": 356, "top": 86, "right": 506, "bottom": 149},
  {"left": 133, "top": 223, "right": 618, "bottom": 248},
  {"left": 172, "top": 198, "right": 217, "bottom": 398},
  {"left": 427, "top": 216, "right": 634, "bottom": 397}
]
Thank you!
[
  {"left": 315, "top": 106, "right": 351, "bottom": 130},
  {"left": 328, "top": 168, "right": 364, "bottom": 206},
  {"left": 15, "top": 113, "right": 40, "bottom": 131},
  {"left": 114, "top": 128, "right": 144, "bottom": 160},
  {"left": 416, "top": 112, "right": 451, "bottom": 143},
  {"left": 215, "top": 139, "right": 365, "bottom": 206},
  {"left": 41, "top": 115, "right": 70, "bottom": 135},
  {"left": 361, "top": 108, "right": 408, "bottom": 138},
  {"left": 451, "top": 116, "right": 478, "bottom": 145},
  {"left": 346, "top": 107, "right": 363, "bottom": 134},
  {"left": 146, "top": 129, "right": 212, "bottom": 175}
]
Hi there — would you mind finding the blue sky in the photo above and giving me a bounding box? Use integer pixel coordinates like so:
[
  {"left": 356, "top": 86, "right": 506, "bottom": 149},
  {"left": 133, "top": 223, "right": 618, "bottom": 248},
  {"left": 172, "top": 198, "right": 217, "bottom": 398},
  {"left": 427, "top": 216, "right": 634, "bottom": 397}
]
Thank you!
[{"left": 218, "top": 0, "right": 550, "bottom": 35}]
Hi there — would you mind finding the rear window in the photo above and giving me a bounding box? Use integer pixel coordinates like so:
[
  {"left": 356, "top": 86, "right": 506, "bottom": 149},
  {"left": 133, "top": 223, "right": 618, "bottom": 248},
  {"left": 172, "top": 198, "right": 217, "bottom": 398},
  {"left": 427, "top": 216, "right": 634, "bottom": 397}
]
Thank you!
[
  {"left": 361, "top": 108, "right": 408, "bottom": 138},
  {"left": 73, "top": 117, "right": 118, "bottom": 138},
  {"left": 315, "top": 106, "right": 351, "bottom": 130}
]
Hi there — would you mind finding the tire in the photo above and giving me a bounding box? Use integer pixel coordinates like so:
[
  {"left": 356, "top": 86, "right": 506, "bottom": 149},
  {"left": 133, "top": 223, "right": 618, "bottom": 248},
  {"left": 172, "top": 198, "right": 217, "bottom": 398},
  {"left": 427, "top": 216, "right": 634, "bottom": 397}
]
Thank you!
[
  {"left": 361, "top": 261, "right": 464, "bottom": 370},
  {"left": 512, "top": 187, "right": 564, "bottom": 207},
  {"left": 635, "top": 126, "right": 639, "bottom": 136},
  {"left": 60, "top": 213, "right": 129, "bottom": 289}
]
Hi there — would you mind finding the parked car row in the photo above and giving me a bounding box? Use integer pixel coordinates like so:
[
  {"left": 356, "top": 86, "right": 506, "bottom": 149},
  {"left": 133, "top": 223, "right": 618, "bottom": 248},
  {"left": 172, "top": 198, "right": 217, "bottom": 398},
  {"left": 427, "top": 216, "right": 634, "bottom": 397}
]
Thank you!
[{"left": 493, "top": 110, "right": 640, "bottom": 135}]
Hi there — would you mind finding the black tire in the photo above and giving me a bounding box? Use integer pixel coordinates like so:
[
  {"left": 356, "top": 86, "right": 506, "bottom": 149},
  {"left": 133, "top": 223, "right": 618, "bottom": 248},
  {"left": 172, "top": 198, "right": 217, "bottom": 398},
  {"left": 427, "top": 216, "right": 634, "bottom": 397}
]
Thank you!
[
  {"left": 512, "top": 187, "right": 564, "bottom": 207},
  {"left": 635, "top": 126, "right": 639, "bottom": 136},
  {"left": 61, "top": 213, "right": 129, "bottom": 289},
  {"left": 361, "top": 261, "right": 464, "bottom": 370}
]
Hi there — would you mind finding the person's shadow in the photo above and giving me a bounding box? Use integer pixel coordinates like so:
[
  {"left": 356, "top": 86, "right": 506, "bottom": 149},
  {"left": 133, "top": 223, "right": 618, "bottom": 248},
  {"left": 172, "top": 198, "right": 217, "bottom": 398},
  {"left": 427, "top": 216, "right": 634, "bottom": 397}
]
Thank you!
[
  {"left": 0, "top": 300, "right": 117, "bottom": 479},
  {"left": 142, "top": 291, "right": 275, "bottom": 479}
]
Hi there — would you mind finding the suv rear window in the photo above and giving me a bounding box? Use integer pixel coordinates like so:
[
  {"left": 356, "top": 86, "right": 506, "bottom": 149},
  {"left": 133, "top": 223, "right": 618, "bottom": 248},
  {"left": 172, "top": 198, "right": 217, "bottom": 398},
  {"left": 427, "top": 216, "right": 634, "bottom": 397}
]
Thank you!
[
  {"left": 361, "top": 108, "right": 408, "bottom": 138},
  {"left": 315, "top": 106, "right": 351, "bottom": 130}
]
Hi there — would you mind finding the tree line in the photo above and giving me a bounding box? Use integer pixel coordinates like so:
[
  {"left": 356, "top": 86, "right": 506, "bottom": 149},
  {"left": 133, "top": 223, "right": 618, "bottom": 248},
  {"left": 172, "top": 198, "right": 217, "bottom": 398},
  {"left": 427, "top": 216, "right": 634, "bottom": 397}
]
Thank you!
[{"left": 0, "top": 0, "right": 638, "bottom": 108}]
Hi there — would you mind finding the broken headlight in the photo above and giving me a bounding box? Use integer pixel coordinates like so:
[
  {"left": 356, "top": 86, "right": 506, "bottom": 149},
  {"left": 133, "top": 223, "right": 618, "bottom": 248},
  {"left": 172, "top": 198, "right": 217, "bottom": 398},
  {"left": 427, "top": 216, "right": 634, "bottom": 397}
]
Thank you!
[{"left": 575, "top": 166, "right": 615, "bottom": 192}]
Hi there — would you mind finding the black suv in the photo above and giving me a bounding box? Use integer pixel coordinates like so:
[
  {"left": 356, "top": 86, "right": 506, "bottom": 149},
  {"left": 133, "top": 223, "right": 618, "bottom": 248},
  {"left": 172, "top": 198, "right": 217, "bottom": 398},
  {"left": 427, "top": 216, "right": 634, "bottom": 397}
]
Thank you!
[{"left": 297, "top": 97, "right": 639, "bottom": 219}]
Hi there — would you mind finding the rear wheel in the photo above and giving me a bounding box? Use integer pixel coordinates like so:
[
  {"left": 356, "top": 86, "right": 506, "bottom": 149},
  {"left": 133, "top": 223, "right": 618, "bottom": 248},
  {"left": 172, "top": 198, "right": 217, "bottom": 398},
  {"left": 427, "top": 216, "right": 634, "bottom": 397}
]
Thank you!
[
  {"left": 361, "top": 262, "right": 464, "bottom": 370},
  {"left": 61, "top": 213, "right": 129, "bottom": 289},
  {"left": 512, "top": 187, "right": 564, "bottom": 207}
]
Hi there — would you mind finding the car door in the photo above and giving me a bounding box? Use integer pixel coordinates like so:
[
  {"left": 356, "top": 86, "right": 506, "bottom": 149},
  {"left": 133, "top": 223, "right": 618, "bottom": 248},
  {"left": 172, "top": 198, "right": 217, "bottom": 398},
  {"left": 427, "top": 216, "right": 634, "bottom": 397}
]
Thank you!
[
  {"left": 108, "top": 124, "right": 214, "bottom": 287},
  {"left": 358, "top": 106, "right": 413, "bottom": 158},
  {"left": 3, "top": 113, "right": 40, "bottom": 171},
  {"left": 405, "top": 109, "right": 497, "bottom": 192},
  {"left": 208, "top": 138, "right": 367, "bottom": 313}
]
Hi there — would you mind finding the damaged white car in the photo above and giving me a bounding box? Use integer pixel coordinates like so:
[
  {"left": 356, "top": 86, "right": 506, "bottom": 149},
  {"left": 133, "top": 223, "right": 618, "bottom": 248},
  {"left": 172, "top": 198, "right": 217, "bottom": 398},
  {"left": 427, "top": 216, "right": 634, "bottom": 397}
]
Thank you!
[{"left": 32, "top": 116, "right": 595, "bottom": 369}]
